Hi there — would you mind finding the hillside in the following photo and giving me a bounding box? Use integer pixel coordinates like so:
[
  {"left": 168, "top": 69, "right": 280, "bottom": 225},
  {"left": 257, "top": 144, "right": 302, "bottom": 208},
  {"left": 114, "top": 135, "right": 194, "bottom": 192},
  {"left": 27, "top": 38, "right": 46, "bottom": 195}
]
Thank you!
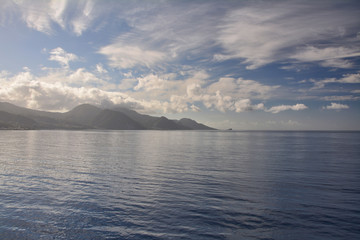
[{"left": 0, "top": 102, "right": 216, "bottom": 130}]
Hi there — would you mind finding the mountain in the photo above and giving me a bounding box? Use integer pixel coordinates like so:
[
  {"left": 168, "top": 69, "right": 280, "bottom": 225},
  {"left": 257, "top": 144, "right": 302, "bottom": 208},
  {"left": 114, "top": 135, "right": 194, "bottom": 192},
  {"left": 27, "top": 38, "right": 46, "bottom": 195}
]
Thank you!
[
  {"left": 0, "top": 102, "right": 81, "bottom": 129},
  {"left": 62, "top": 104, "right": 103, "bottom": 126},
  {"left": 0, "top": 111, "right": 37, "bottom": 129},
  {"left": 177, "top": 118, "right": 214, "bottom": 130},
  {"left": 0, "top": 102, "right": 61, "bottom": 119},
  {"left": 152, "top": 116, "right": 189, "bottom": 130},
  {"left": 91, "top": 109, "right": 145, "bottom": 130},
  {"left": 0, "top": 102, "right": 216, "bottom": 130},
  {"left": 112, "top": 107, "right": 159, "bottom": 129},
  {"left": 113, "top": 107, "right": 192, "bottom": 130}
]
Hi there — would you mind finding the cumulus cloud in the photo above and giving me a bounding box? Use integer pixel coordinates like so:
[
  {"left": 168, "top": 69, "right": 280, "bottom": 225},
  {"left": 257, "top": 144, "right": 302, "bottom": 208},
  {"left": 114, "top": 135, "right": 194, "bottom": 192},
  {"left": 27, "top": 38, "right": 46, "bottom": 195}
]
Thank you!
[
  {"left": 323, "top": 102, "right": 349, "bottom": 110},
  {"left": 0, "top": 70, "right": 168, "bottom": 112},
  {"left": 266, "top": 104, "right": 308, "bottom": 114},
  {"left": 113, "top": 70, "right": 274, "bottom": 114},
  {"left": 0, "top": 67, "right": 312, "bottom": 116},
  {"left": 184, "top": 83, "right": 266, "bottom": 113},
  {"left": 0, "top": 70, "right": 10, "bottom": 79},
  {"left": 131, "top": 72, "right": 277, "bottom": 113},
  {"left": 134, "top": 74, "right": 170, "bottom": 91},
  {"left": 123, "top": 70, "right": 281, "bottom": 114},
  {"left": 68, "top": 68, "right": 107, "bottom": 86},
  {"left": 48, "top": 47, "right": 79, "bottom": 67},
  {"left": 0, "top": 68, "right": 204, "bottom": 114}
]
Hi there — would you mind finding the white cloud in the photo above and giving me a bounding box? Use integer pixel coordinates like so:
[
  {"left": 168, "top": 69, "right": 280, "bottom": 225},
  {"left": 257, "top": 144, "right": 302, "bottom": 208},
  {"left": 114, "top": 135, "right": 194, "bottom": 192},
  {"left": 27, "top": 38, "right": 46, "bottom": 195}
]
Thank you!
[
  {"left": 0, "top": 70, "right": 166, "bottom": 112},
  {"left": 185, "top": 85, "right": 265, "bottom": 113},
  {"left": 312, "top": 72, "right": 360, "bottom": 89},
  {"left": 190, "top": 104, "right": 200, "bottom": 112},
  {"left": 3, "top": 0, "right": 97, "bottom": 35},
  {"left": 321, "top": 95, "right": 359, "bottom": 101},
  {"left": 0, "top": 70, "right": 10, "bottom": 79},
  {"left": 14, "top": 0, "right": 55, "bottom": 34},
  {"left": 68, "top": 68, "right": 106, "bottom": 86},
  {"left": 0, "top": 67, "right": 313, "bottom": 116},
  {"left": 216, "top": 1, "right": 360, "bottom": 69},
  {"left": 48, "top": 47, "right": 79, "bottom": 67},
  {"left": 291, "top": 46, "right": 360, "bottom": 68},
  {"left": 70, "top": 0, "right": 95, "bottom": 36},
  {"left": 123, "top": 71, "right": 279, "bottom": 113},
  {"left": 98, "top": 44, "right": 166, "bottom": 69},
  {"left": 115, "top": 70, "right": 273, "bottom": 114},
  {"left": 96, "top": 2, "right": 222, "bottom": 70},
  {"left": 0, "top": 68, "right": 208, "bottom": 114},
  {"left": 134, "top": 74, "right": 170, "bottom": 91},
  {"left": 207, "top": 77, "right": 279, "bottom": 99},
  {"left": 323, "top": 102, "right": 349, "bottom": 110},
  {"left": 95, "top": 63, "right": 107, "bottom": 74},
  {"left": 48, "top": 0, "right": 67, "bottom": 29},
  {"left": 339, "top": 73, "right": 360, "bottom": 83},
  {"left": 266, "top": 104, "right": 308, "bottom": 114},
  {"left": 234, "top": 99, "right": 264, "bottom": 113},
  {"left": 291, "top": 46, "right": 360, "bottom": 62},
  {"left": 320, "top": 59, "right": 354, "bottom": 69},
  {"left": 5, "top": 0, "right": 359, "bottom": 71}
]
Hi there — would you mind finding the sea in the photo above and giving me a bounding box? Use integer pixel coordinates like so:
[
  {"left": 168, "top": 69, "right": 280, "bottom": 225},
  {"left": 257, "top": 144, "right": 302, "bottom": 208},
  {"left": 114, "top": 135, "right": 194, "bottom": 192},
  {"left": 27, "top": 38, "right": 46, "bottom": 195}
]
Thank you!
[{"left": 0, "top": 130, "right": 359, "bottom": 240}]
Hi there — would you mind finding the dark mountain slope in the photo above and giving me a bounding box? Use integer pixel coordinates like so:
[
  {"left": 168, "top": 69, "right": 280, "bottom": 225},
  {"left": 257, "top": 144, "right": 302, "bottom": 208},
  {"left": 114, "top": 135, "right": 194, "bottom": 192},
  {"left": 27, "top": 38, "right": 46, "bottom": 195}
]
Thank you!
[
  {"left": 0, "top": 102, "right": 61, "bottom": 119},
  {"left": 0, "top": 102, "right": 82, "bottom": 129},
  {"left": 152, "top": 116, "right": 189, "bottom": 130},
  {"left": 0, "top": 111, "right": 37, "bottom": 129},
  {"left": 92, "top": 109, "right": 145, "bottom": 130},
  {"left": 62, "top": 104, "right": 103, "bottom": 126},
  {"left": 178, "top": 118, "right": 215, "bottom": 130},
  {"left": 0, "top": 102, "right": 216, "bottom": 130},
  {"left": 113, "top": 107, "right": 212, "bottom": 130},
  {"left": 112, "top": 107, "right": 159, "bottom": 129}
]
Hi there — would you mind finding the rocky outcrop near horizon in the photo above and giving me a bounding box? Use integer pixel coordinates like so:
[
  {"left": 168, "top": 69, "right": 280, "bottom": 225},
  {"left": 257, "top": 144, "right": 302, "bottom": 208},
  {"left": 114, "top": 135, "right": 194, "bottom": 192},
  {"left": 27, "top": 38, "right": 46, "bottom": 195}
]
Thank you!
[{"left": 0, "top": 102, "right": 216, "bottom": 130}]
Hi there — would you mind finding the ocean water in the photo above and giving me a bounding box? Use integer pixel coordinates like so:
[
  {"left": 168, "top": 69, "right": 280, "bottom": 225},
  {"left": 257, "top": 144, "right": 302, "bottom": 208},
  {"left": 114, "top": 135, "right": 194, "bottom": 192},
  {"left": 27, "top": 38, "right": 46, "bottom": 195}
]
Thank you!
[{"left": 0, "top": 130, "right": 359, "bottom": 240}]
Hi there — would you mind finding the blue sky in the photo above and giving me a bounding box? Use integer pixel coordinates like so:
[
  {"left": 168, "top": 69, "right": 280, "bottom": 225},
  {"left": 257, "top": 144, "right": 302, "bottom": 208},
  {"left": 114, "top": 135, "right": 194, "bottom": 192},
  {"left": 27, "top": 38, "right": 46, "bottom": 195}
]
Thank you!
[{"left": 0, "top": 0, "right": 360, "bottom": 130}]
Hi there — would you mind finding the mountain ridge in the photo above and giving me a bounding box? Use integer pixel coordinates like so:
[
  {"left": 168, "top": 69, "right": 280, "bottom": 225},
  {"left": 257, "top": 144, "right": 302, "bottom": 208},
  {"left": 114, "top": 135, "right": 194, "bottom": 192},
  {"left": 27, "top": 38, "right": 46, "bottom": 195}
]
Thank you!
[{"left": 0, "top": 102, "right": 216, "bottom": 130}]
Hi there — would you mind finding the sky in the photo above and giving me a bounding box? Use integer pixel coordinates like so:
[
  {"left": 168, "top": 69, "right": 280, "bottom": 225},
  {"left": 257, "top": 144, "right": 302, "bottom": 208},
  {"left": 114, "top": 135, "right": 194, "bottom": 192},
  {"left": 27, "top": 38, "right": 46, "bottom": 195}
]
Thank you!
[{"left": 0, "top": 0, "right": 360, "bottom": 130}]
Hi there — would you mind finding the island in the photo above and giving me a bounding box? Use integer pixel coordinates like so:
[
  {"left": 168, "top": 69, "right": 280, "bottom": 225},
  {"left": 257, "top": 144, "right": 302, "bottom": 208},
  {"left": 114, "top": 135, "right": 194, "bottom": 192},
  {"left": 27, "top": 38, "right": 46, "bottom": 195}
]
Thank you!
[{"left": 0, "top": 102, "right": 216, "bottom": 130}]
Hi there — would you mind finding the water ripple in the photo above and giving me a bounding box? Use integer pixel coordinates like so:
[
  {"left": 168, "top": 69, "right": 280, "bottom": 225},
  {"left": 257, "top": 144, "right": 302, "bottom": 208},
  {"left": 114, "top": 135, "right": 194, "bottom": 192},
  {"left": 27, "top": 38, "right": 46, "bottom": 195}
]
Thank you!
[{"left": 1, "top": 130, "right": 359, "bottom": 239}]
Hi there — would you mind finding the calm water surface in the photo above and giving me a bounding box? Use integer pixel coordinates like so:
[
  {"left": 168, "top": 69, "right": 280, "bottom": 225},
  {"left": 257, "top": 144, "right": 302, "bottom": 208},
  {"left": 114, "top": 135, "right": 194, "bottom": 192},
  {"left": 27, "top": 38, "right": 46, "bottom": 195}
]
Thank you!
[{"left": 0, "top": 130, "right": 359, "bottom": 239}]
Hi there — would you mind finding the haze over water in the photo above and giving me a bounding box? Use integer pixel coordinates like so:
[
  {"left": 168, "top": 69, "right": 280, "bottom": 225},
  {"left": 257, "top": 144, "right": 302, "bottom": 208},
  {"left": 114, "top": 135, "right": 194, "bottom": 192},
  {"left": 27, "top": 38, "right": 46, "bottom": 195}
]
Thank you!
[{"left": 0, "top": 130, "right": 359, "bottom": 239}]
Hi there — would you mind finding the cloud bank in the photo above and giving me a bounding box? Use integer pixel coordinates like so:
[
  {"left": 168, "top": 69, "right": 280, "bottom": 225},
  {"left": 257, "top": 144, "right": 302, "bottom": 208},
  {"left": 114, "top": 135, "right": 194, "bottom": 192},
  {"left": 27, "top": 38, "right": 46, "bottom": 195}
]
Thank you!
[
  {"left": 0, "top": 63, "right": 306, "bottom": 115},
  {"left": 266, "top": 104, "right": 308, "bottom": 114}
]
